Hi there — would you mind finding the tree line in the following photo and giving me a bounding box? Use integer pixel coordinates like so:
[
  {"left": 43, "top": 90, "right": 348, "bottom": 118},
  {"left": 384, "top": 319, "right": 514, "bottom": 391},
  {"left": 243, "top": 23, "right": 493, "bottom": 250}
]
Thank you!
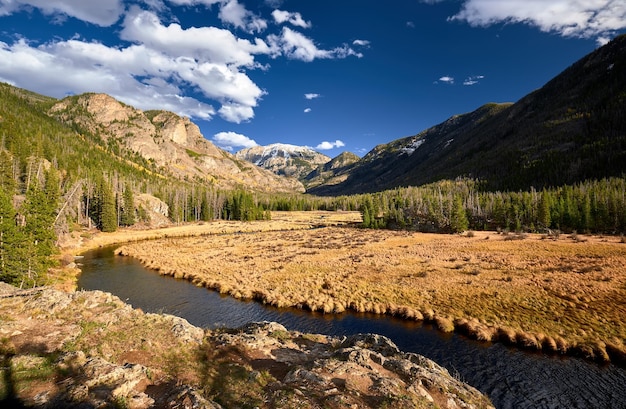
[{"left": 358, "top": 178, "right": 626, "bottom": 234}]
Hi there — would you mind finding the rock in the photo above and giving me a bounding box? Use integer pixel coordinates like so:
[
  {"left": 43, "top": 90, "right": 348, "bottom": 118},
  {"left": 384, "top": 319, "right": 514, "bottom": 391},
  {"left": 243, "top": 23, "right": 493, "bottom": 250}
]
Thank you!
[
  {"left": 0, "top": 284, "right": 494, "bottom": 408},
  {"left": 339, "top": 333, "right": 401, "bottom": 356},
  {"left": 162, "top": 314, "right": 205, "bottom": 344},
  {"left": 135, "top": 193, "right": 170, "bottom": 226},
  {"left": 49, "top": 94, "right": 305, "bottom": 193}
]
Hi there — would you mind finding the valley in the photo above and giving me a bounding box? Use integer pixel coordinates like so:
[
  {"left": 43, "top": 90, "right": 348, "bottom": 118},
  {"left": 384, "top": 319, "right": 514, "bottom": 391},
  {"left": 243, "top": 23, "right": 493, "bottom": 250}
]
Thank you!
[{"left": 98, "top": 213, "right": 626, "bottom": 366}]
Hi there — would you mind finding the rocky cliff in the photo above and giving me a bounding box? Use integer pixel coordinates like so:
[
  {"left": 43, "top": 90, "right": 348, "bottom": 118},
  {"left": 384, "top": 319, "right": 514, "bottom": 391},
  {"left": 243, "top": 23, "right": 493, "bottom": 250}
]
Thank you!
[
  {"left": 0, "top": 283, "right": 493, "bottom": 408},
  {"left": 49, "top": 93, "right": 304, "bottom": 193}
]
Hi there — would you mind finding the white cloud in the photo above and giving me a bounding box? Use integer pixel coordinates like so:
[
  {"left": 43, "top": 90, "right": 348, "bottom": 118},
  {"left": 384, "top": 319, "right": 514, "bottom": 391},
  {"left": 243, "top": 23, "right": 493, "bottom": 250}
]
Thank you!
[
  {"left": 0, "top": 38, "right": 218, "bottom": 119},
  {"left": 219, "top": 0, "right": 267, "bottom": 33},
  {"left": 0, "top": 6, "right": 269, "bottom": 123},
  {"left": 121, "top": 7, "right": 267, "bottom": 122},
  {"left": 449, "top": 0, "right": 626, "bottom": 40},
  {"left": 304, "top": 108, "right": 312, "bottom": 113},
  {"left": 166, "top": 0, "right": 267, "bottom": 33},
  {"left": 304, "top": 93, "right": 320, "bottom": 100},
  {"left": 212, "top": 131, "right": 258, "bottom": 151},
  {"left": 0, "top": 0, "right": 125, "bottom": 26},
  {"left": 272, "top": 9, "right": 312, "bottom": 28},
  {"left": 463, "top": 75, "right": 484, "bottom": 85},
  {"left": 0, "top": 1, "right": 366, "bottom": 126},
  {"left": 353, "top": 39, "right": 370, "bottom": 47},
  {"left": 437, "top": 76, "right": 455, "bottom": 84},
  {"left": 268, "top": 27, "right": 363, "bottom": 62},
  {"left": 121, "top": 7, "right": 269, "bottom": 68},
  {"left": 316, "top": 140, "right": 345, "bottom": 150}
]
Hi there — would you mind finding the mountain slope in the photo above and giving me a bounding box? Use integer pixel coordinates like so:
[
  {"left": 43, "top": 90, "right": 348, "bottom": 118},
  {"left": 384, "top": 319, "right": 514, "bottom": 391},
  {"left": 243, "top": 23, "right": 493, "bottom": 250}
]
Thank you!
[
  {"left": 304, "top": 151, "right": 361, "bottom": 190},
  {"left": 48, "top": 93, "right": 304, "bottom": 193},
  {"left": 309, "top": 34, "right": 626, "bottom": 195},
  {"left": 235, "top": 143, "right": 330, "bottom": 182}
]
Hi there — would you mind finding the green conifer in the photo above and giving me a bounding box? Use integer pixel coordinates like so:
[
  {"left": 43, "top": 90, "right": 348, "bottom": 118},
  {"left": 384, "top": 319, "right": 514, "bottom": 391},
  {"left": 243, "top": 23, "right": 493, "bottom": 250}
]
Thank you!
[
  {"left": 99, "top": 178, "right": 118, "bottom": 232},
  {"left": 120, "top": 182, "right": 135, "bottom": 226},
  {"left": 450, "top": 196, "right": 469, "bottom": 233}
]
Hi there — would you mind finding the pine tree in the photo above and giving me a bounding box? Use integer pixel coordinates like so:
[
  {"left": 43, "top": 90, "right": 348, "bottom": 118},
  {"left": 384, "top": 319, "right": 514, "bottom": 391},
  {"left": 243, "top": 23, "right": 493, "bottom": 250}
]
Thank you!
[
  {"left": 0, "top": 188, "right": 25, "bottom": 285},
  {"left": 450, "top": 195, "right": 469, "bottom": 233},
  {"left": 99, "top": 178, "right": 117, "bottom": 232},
  {"left": 120, "top": 182, "right": 135, "bottom": 226},
  {"left": 23, "top": 171, "right": 58, "bottom": 257},
  {"left": 537, "top": 191, "right": 551, "bottom": 230},
  {"left": 0, "top": 150, "right": 16, "bottom": 194},
  {"left": 200, "top": 195, "right": 213, "bottom": 221}
]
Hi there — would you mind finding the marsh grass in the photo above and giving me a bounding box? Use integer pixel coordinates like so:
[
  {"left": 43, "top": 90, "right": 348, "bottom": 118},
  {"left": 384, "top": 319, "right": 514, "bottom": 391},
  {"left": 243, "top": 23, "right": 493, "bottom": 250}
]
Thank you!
[{"left": 111, "top": 218, "right": 626, "bottom": 364}]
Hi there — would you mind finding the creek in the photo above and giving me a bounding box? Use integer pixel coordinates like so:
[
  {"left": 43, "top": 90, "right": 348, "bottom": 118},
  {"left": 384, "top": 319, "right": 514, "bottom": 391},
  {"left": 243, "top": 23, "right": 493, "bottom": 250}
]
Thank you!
[{"left": 77, "top": 246, "right": 626, "bottom": 409}]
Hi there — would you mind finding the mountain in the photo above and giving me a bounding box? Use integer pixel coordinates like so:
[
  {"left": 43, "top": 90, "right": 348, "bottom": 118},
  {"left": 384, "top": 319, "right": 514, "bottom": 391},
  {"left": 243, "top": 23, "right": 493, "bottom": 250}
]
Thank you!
[
  {"left": 235, "top": 143, "right": 330, "bottom": 182},
  {"left": 304, "top": 151, "right": 361, "bottom": 190},
  {"left": 48, "top": 94, "right": 304, "bottom": 193},
  {"left": 309, "top": 34, "right": 626, "bottom": 195}
]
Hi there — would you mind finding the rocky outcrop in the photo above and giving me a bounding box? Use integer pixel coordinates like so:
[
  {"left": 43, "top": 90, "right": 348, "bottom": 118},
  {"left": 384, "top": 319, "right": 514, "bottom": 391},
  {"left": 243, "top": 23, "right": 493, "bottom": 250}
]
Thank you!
[
  {"left": 48, "top": 93, "right": 304, "bottom": 193},
  {"left": 134, "top": 193, "right": 170, "bottom": 226},
  {"left": 236, "top": 143, "right": 330, "bottom": 182},
  {"left": 0, "top": 284, "right": 493, "bottom": 408}
]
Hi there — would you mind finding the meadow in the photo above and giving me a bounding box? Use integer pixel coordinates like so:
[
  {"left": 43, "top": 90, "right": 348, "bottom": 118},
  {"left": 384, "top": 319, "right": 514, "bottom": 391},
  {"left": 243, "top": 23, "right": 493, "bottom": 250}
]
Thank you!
[{"left": 111, "top": 212, "right": 626, "bottom": 364}]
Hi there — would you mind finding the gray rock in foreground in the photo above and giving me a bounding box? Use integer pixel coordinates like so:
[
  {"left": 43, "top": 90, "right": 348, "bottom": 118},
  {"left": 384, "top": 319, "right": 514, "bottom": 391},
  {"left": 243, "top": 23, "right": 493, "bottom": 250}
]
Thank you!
[{"left": 0, "top": 284, "right": 493, "bottom": 408}]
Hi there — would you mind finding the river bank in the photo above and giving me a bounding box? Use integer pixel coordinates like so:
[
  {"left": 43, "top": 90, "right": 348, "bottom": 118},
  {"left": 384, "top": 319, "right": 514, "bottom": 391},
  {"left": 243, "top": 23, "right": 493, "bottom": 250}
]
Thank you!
[
  {"left": 0, "top": 282, "right": 493, "bottom": 408},
  {"left": 111, "top": 222, "right": 626, "bottom": 366},
  {"left": 53, "top": 211, "right": 361, "bottom": 290}
]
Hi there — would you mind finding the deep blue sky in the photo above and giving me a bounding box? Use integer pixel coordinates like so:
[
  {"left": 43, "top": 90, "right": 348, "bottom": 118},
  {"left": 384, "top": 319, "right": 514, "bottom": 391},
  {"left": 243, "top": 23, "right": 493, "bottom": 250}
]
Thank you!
[{"left": 1, "top": 1, "right": 624, "bottom": 157}]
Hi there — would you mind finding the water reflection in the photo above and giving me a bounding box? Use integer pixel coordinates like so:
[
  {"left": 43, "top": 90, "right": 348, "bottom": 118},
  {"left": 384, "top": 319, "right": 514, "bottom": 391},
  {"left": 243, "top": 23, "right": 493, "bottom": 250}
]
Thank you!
[{"left": 78, "top": 246, "right": 626, "bottom": 409}]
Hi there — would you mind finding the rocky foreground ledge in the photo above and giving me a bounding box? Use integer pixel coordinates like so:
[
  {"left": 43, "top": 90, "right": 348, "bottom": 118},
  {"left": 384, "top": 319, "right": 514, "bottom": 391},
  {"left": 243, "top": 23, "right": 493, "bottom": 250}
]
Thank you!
[{"left": 0, "top": 283, "right": 493, "bottom": 409}]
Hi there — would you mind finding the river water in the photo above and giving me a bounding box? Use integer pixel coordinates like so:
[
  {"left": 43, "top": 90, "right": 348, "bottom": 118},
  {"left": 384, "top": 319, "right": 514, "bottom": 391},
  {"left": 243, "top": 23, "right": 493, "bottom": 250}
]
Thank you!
[{"left": 77, "top": 246, "right": 626, "bottom": 409}]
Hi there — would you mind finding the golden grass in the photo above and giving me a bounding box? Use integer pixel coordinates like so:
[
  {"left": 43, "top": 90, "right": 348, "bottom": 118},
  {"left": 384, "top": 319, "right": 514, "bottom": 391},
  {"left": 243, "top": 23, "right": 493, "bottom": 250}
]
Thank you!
[
  {"left": 62, "top": 211, "right": 359, "bottom": 255},
  {"left": 85, "top": 214, "right": 626, "bottom": 364}
]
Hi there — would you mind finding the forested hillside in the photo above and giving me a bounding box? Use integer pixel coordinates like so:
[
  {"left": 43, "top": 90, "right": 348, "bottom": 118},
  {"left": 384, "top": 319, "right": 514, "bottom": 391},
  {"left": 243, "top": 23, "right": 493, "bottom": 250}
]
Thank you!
[
  {"left": 309, "top": 34, "right": 626, "bottom": 195},
  {"left": 0, "top": 83, "right": 296, "bottom": 287}
]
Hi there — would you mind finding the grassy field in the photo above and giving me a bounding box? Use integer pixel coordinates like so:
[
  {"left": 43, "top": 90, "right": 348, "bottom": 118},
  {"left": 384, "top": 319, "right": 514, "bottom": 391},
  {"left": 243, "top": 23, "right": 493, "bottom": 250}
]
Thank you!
[{"left": 91, "top": 211, "right": 626, "bottom": 364}]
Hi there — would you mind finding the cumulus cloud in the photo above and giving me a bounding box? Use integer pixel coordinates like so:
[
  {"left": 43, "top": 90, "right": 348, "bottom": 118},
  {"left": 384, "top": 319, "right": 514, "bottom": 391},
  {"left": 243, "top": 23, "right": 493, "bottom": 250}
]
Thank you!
[
  {"left": 272, "top": 9, "right": 311, "bottom": 28},
  {"left": 316, "top": 140, "right": 345, "bottom": 150},
  {"left": 449, "top": 0, "right": 626, "bottom": 41},
  {"left": 304, "top": 108, "right": 312, "bottom": 113},
  {"left": 121, "top": 7, "right": 269, "bottom": 68},
  {"left": 0, "top": 1, "right": 366, "bottom": 125},
  {"left": 0, "top": 38, "right": 218, "bottom": 119},
  {"left": 212, "top": 131, "right": 258, "bottom": 151},
  {"left": 268, "top": 27, "right": 363, "bottom": 61},
  {"left": 219, "top": 0, "right": 267, "bottom": 33},
  {"left": 0, "top": 0, "right": 125, "bottom": 26},
  {"left": 463, "top": 75, "right": 484, "bottom": 85},
  {"left": 353, "top": 39, "right": 370, "bottom": 47},
  {"left": 0, "top": 6, "right": 269, "bottom": 123},
  {"left": 304, "top": 93, "right": 320, "bottom": 100},
  {"left": 166, "top": 0, "right": 266, "bottom": 33}
]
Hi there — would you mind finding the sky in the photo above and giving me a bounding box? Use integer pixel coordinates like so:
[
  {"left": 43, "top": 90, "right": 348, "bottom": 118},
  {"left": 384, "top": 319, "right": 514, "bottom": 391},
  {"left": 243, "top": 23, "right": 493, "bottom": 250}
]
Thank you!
[{"left": 0, "top": 1, "right": 625, "bottom": 158}]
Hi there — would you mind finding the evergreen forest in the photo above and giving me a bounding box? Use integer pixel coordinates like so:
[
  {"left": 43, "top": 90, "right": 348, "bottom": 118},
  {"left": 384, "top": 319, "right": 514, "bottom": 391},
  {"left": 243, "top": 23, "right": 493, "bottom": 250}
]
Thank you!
[{"left": 1, "top": 79, "right": 625, "bottom": 288}]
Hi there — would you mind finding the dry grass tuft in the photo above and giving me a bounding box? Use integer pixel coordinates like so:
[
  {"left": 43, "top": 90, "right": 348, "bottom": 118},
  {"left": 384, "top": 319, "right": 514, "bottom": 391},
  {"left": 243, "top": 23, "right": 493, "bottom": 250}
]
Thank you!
[
  {"left": 106, "top": 215, "right": 626, "bottom": 365},
  {"left": 434, "top": 316, "right": 455, "bottom": 333}
]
